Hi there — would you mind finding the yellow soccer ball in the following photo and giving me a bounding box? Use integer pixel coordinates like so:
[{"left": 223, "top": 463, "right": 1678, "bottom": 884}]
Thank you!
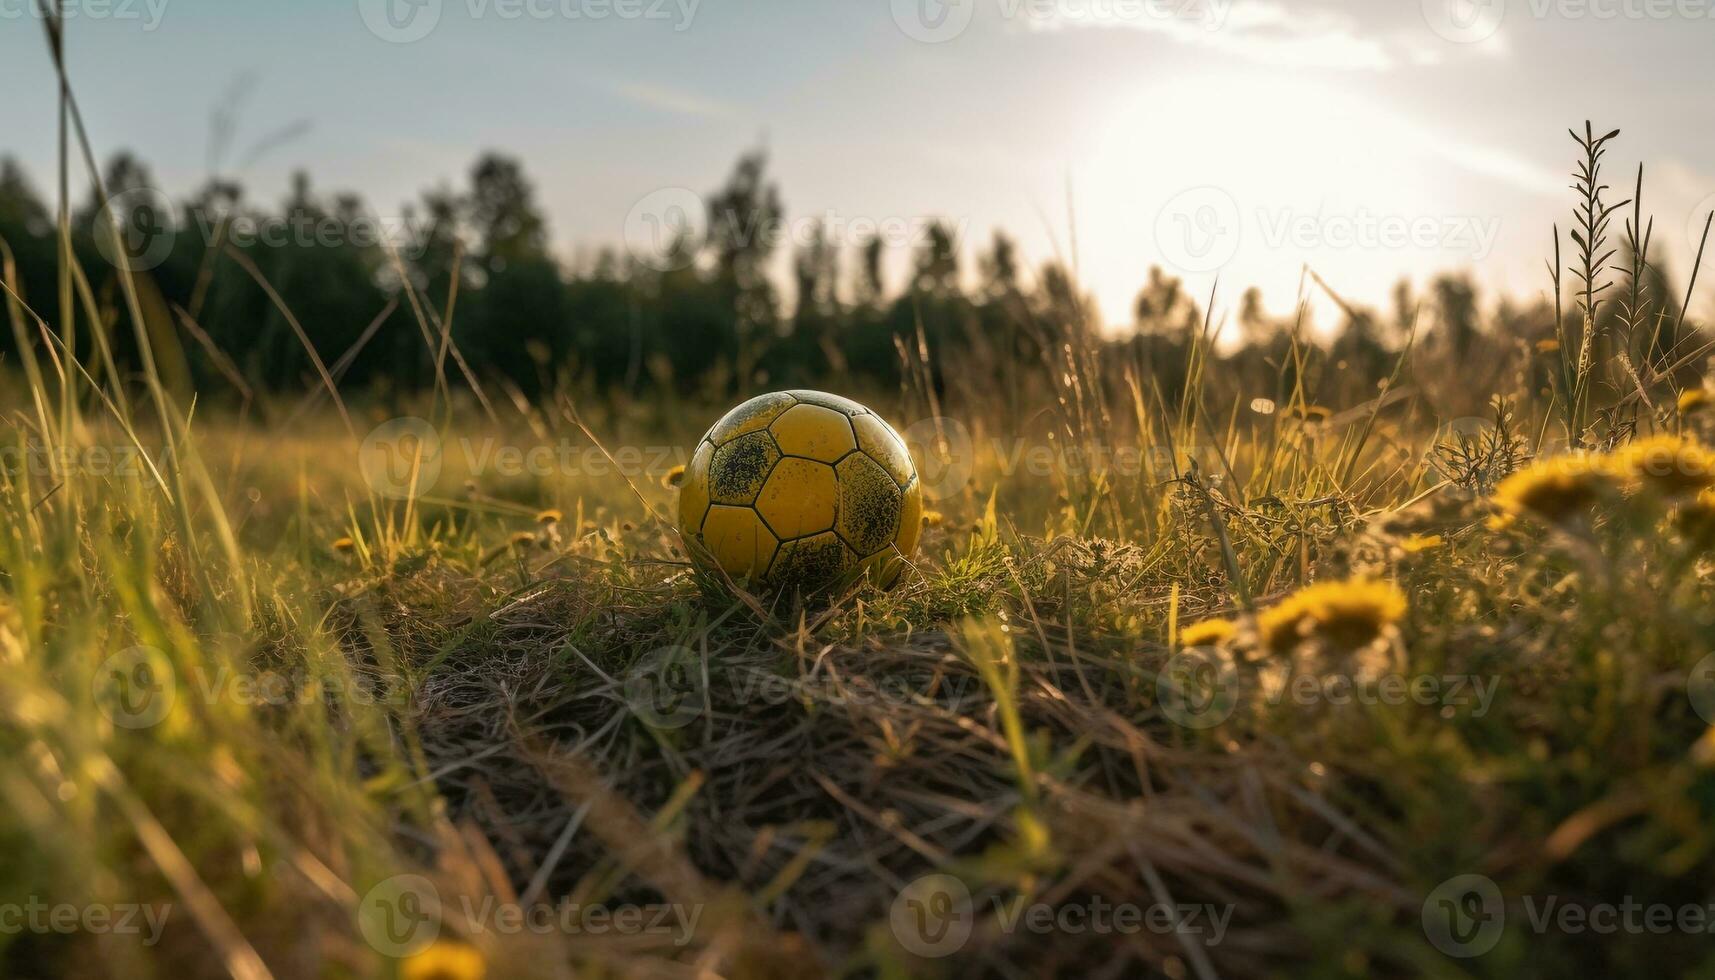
[{"left": 678, "top": 390, "right": 922, "bottom": 593}]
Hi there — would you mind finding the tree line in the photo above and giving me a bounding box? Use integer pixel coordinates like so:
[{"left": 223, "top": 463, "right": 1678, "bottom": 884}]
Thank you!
[{"left": 0, "top": 148, "right": 1691, "bottom": 417}]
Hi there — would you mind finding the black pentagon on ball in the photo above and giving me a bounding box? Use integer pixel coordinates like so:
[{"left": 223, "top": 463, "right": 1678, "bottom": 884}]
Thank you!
[
  {"left": 707, "top": 430, "right": 780, "bottom": 505},
  {"left": 769, "top": 532, "right": 855, "bottom": 591},
  {"left": 835, "top": 453, "right": 904, "bottom": 555}
]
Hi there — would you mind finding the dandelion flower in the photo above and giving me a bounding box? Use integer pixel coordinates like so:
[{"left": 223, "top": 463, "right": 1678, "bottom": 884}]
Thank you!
[
  {"left": 535, "top": 508, "right": 563, "bottom": 525},
  {"left": 331, "top": 536, "right": 356, "bottom": 553},
  {"left": 1257, "top": 578, "right": 1407, "bottom": 654},
  {"left": 401, "top": 940, "right": 487, "bottom": 980},
  {"left": 663, "top": 464, "right": 687, "bottom": 489},
  {"left": 1490, "top": 454, "right": 1619, "bottom": 524},
  {"left": 1612, "top": 435, "right": 1715, "bottom": 499},
  {"left": 1535, "top": 338, "right": 1561, "bottom": 353},
  {"left": 1400, "top": 533, "right": 1444, "bottom": 553},
  {"left": 508, "top": 531, "right": 537, "bottom": 548},
  {"left": 1679, "top": 387, "right": 1710, "bottom": 414},
  {"left": 1179, "top": 618, "right": 1236, "bottom": 647}
]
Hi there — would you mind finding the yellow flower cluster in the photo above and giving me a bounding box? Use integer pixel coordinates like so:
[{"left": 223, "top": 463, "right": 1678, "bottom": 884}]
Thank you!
[
  {"left": 1400, "top": 533, "right": 1444, "bottom": 553},
  {"left": 1611, "top": 435, "right": 1715, "bottom": 499},
  {"left": 1490, "top": 452, "right": 1620, "bottom": 525},
  {"left": 1489, "top": 435, "right": 1715, "bottom": 527},
  {"left": 401, "top": 940, "right": 486, "bottom": 980},
  {"left": 1257, "top": 578, "right": 1407, "bottom": 654},
  {"left": 1179, "top": 618, "right": 1236, "bottom": 647},
  {"left": 1174, "top": 579, "right": 1408, "bottom": 654}
]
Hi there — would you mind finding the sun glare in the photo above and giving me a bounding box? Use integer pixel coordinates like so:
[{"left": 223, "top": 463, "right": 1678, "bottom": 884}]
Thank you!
[{"left": 1082, "top": 72, "right": 1466, "bottom": 333}]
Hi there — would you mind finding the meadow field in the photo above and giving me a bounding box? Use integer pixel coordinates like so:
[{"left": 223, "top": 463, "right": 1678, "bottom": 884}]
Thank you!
[{"left": 4, "top": 16, "right": 1715, "bottom": 975}]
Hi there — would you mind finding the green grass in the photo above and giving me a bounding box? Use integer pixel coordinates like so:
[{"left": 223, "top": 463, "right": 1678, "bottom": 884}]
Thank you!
[
  {"left": 6, "top": 360, "right": 1715, "bottom": 977},
  {"left": 4, "top": 84, "right": 1715, "bottom": 978}
]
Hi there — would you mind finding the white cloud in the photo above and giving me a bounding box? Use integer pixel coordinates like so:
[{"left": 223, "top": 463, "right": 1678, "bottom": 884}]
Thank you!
[
  {"left": 1014, "top": 0, "right": 1508, "bottom": 71},
  {"left": 1403, "top": 127, "right": 1561, "bottom": 194}
]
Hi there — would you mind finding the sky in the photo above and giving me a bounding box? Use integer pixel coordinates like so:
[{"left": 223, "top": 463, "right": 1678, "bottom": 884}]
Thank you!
[{"left": 2, "top": 0, "right": 1714, "bottom": 330}]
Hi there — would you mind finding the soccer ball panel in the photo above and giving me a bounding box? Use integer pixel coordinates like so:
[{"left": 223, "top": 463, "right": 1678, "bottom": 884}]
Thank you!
[
  {"left": 769, "top": 403, "right": 857, "bottom": 462},
  {"left": 756, "top": 458, "right": 838, "bottom": 539},
  {"left": 852, "top": 414, "right": 914, "bottom": 486},
  {"left": 769, "top": 531, "right": 856, "bottom": 591},
  {"left": 785, "top": 389, "right": 868, "bottom": 416},
  {"left": 709, "top": 391, "right": 797, "bottom": 445},
  {"left": 835, "top": 453, "right": 903, "bottom": 555},
  {"left": 708, "top": 430, "right": 781, "bottom": 505},
  {"left": 677, "top": 440, "right": 714, "bottom": 531},
  {"left": 701, "top": 505, "right": 778, "bottom": 580}
]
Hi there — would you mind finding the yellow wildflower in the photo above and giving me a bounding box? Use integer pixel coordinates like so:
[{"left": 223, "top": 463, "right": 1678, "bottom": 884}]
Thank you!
[
  {"left": 401, "top": 940, "right": 487, "bottom": 980},
  {"left": 1179, "top": 618, "right": 1236, "bottom": 647},
  {"left": 1400, "top": 533, "right": 1444, "bottom": 553},
  {"left": 663, "top": 464, "right": 687, "bottom": 489},
  {"left": 1257, "top": 578, "right": 1407, "bottom": 654},
  {"left": 1490, "top": 453, "right": 1619, "bottom": 524},
  {"left": 535, "top": 508, "right": 563, "bottom": 525},
  {"left": 508, "top": 531, "right": 538, "bottom": 548},
  {"left": 1612, "top": 435, "right": 1715, "bottom": 499},
  {"left": 1535, "top": 338, "right": 1561, "bottom": 353},
  {"left": 1679, "top": 387, "right": 1710, "bottom": 414},
  {"left": 331, "top": 536, "right": 356, "bottom": 553}
]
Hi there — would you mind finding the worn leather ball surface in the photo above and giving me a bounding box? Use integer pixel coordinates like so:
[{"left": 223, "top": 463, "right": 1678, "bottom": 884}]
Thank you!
[{"left": 678, "top": 390, "right": 922, "bottom": 593}]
